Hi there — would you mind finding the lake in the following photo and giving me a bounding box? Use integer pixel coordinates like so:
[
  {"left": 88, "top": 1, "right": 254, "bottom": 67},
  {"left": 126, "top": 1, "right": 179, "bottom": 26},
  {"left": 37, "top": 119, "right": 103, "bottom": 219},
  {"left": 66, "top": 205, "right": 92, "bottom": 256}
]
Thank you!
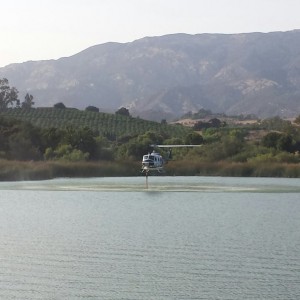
[{"left": 0, "top": 176, "right": 299, "bottom": 299}]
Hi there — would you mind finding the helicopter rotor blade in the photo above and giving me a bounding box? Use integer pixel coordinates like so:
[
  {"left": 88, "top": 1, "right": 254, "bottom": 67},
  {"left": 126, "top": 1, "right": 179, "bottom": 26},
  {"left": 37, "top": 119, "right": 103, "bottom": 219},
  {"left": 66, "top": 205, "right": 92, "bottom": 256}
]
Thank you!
[{"left": 150, "top": 144, "right": 202, "bottom": 148}]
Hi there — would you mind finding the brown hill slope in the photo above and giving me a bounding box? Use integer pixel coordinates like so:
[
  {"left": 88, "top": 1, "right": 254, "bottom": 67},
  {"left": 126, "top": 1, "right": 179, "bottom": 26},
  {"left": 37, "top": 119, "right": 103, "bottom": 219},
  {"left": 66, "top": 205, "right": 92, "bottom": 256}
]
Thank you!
[{"left": 1, "top": 30, "right": 300, "bottom": 120}]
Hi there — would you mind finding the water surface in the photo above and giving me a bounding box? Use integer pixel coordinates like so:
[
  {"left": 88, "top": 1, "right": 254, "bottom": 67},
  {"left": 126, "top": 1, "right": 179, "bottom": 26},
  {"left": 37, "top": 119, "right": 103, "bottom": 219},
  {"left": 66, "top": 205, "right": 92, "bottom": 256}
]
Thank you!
[{"left": 0, "top": 177, "right": 299, "bottom": 299}]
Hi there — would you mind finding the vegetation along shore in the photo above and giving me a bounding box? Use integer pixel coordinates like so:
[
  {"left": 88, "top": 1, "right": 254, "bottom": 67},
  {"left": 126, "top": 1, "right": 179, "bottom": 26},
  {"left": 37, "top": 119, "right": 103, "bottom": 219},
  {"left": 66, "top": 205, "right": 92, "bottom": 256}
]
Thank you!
[{"left": 1, "top": 78, "right": 300, "bottom": 180}]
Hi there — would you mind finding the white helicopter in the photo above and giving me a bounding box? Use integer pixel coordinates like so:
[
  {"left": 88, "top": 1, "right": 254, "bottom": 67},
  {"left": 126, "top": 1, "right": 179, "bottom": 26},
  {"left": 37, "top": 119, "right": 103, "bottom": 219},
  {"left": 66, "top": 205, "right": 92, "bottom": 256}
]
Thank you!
[{"left": 141, "top": 144, "right": 201, "bottom": 174}]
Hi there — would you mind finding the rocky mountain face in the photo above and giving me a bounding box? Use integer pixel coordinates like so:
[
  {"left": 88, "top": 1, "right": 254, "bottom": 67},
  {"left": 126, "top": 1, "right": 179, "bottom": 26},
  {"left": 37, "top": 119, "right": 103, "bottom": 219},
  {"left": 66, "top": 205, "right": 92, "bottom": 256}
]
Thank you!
[{"left": 1, "top": 30, "right": 300, "bottom": 121}]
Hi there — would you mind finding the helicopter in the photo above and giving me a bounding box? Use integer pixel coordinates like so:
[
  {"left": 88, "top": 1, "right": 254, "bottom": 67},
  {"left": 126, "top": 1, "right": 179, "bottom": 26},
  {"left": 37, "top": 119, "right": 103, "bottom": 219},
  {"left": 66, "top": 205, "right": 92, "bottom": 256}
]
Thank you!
[{"left": 141, "top": 144, "right": 201, "bottom": 175}]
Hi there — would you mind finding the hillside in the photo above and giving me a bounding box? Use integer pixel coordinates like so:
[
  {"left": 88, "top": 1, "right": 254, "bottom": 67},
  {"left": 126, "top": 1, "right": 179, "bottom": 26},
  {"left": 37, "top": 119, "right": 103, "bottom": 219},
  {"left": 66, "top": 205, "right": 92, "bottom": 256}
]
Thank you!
[
  {"left": 0, "top": 108, "right": 190, "bottom": 139},
  {"left": 1, "top": 30, "right": 300, "bottom": 120}
]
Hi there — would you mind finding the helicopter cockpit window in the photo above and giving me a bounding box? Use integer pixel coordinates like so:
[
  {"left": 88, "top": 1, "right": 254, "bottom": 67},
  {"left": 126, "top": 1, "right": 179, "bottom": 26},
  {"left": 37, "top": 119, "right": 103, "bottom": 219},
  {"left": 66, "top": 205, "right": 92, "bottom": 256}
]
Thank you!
[{"left": 143, "top": 155, "right": 156, "bottom": 161}]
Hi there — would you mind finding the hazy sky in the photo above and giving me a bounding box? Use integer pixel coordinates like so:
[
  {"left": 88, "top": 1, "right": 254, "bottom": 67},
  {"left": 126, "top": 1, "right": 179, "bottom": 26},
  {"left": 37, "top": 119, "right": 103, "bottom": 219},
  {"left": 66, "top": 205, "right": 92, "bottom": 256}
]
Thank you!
[{"left": 1, "top": 0, "right": 300, "bottom": 67}]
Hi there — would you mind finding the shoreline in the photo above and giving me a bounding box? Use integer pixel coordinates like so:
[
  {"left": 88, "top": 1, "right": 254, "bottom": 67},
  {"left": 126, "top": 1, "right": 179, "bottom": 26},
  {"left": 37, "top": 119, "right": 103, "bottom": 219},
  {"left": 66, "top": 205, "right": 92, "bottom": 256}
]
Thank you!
[{"left": 1, "top": 160, "right": 300, "bottom": 181}]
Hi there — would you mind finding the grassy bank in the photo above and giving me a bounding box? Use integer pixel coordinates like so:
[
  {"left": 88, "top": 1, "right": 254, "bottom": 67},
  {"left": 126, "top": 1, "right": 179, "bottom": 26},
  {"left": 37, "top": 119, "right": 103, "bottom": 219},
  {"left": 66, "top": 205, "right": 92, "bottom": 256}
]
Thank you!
[
  {"left": 0, "top": 160, "right": 141, "bottom": 181},
  {"left": 1, "top": 159, "right": 300, "bottom": 181},
  {"left": 165, "top": 161, "right": 300, "bottom": 178}
]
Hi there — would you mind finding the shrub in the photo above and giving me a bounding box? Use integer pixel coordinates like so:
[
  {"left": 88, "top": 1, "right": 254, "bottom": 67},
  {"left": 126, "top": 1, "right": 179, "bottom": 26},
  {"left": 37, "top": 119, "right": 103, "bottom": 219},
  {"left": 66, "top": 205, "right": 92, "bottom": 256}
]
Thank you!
[{"left": 44, "top": 144, "right": 89, "bottom": 161}]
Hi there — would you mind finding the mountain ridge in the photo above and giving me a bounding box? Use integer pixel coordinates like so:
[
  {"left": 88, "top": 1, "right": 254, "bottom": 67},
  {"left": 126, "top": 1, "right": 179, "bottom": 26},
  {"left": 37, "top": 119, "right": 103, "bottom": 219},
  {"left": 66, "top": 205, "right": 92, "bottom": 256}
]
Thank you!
[{"left": 1, "top": 30, "right": 300, "bottom": 121}]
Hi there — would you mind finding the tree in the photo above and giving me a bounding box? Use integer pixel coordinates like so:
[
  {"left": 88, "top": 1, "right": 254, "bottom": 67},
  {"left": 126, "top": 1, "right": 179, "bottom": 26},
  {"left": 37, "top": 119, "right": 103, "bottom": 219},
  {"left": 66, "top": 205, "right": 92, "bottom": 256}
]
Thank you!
[
  {"left": 277, "top": 134, "right": 293, "bottom": 152},
  {"left": 6, "top": 121, "right": 43, "bottom": 160},
  {"left": 209, "top": 118, "right": 222, "bottom": 128},
  {"left": 8, "top": 134, "right": 41, "bottom": 160},
  {"left": 45, "top": 144, "right": 89, "bottom": 161},
  {"left": 0, "top": 78, "right": 19, "bottom": 111},
  {"left": 137, "top": 131, "right": 164, "bottom": 145},
  {"left": 261, "top": 132, "right": 282, "bottom": 148},
  {"left": 193, "top": 121, "right": 211, "bottom": 130},
  {"left": 115, "top": 107, "right": 130, "bottom": 117},
  {"left": 85, "top": 106, "right": 99, "bottom": 112},
  {"left": 185, "top": 132, "right": 204, "bottom": 145},
  {"left": 54, "top": 102, "right": 66, "bottom": 109},
  {"left": 21, "top": 93, "right": 35, "bottom": 109},
  {"left": 261, "top": 116, "right": 291, "bottom": 131},
  {"left": 63, "top": 126, "right": 97, "bottom": 159},
  {"left": 41, "top": 127, "right": 63, "bottom": 150}
]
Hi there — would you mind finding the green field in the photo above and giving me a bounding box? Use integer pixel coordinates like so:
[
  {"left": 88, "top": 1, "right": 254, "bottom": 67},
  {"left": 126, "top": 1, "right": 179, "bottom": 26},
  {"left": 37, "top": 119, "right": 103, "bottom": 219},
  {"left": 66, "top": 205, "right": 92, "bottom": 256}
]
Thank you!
[{"left": 0, "top": 107, "right": 191, "bottom": 139}]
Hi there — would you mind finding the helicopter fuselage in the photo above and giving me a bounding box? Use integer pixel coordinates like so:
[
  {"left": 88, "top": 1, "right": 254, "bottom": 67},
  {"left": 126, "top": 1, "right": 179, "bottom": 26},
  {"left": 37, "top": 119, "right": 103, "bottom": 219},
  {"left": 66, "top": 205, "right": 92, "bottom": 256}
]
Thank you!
[{"left": 141, "top": 151, "right": 164, "bottom": 172}]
